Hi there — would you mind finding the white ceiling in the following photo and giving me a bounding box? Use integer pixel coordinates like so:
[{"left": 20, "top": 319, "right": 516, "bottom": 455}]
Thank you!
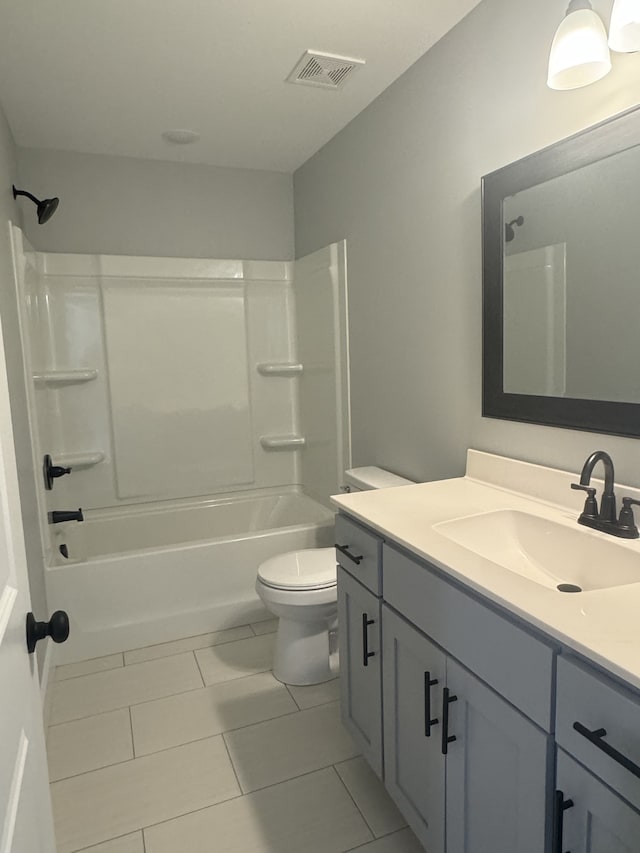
[{"left": 0, "top": 0, "right": 482, "bottom": 173}]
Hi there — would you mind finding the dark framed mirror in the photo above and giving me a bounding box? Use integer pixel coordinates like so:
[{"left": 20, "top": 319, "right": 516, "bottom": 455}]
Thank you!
[{"left": 482, "top": 105, "right": 640, "bottom": 438}]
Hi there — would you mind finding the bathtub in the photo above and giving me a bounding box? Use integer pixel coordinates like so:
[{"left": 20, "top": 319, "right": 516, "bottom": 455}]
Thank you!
[{"left": 46, "top": 490, "right": 335, "bottom": 664}]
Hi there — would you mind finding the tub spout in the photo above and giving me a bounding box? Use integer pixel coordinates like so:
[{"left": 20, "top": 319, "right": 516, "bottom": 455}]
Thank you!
[{"left": 49, "top": 509, "right": 84, "bottom": 524}]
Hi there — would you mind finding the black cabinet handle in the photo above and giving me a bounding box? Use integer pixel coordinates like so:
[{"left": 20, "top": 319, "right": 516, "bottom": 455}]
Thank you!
[
  {"left": 573, "top": 721, "right": 640, "bottom": 780},
  {"left": 441, "top": 687, "right": 458, "bottom": 754},
  {"left": 362, "top": 613, "right": 375, "bottom": 667},
  {"left": 552, "top": 790, "right": 574, "bottom": 853},
  {"left": 336, "top": 544, "right": 364, "bottom": 565},
  {"left": 424, "top": 671, "right": 439, "bottom": 737}
]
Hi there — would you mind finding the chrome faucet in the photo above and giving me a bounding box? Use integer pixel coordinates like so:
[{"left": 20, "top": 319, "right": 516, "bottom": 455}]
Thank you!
[{"left": 571, "top": 451, "right": 639, "bottom": 539}]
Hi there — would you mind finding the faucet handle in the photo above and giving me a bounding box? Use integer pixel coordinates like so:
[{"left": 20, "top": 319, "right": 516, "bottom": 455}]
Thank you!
[
  {"left": 619, "top": 498, "right": 640, "bottom": 538},
  {"left": 571, "top": 483, "right": 598, "bottom": 519}
]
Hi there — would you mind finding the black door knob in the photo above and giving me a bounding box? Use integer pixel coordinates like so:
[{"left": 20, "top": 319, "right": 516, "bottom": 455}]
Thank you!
[{"left": 26, "top": 611, "right": 70, "bottom": 654}]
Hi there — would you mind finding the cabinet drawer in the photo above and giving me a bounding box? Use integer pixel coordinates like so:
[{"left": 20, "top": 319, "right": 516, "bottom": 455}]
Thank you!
[
  {"left": 335, "top": 515, "right": 382, "bottom": 595},
  {"left": 383, "top": 543, "right": 554, "bottom": 731},
  {"left": 556, "top": 655, "right": 640, "bottom": 811}
]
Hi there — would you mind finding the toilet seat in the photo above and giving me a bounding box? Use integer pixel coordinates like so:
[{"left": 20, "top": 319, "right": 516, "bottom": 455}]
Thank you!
[{"left": 257, "top": 547, "right": 337, "bottom": 591}]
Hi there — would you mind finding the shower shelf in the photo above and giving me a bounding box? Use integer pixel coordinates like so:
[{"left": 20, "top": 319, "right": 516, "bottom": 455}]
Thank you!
[
  {"left": 33, "top": 369, "right": 98, "bottom": 387},
  {"left": 53, "top": 451, "right": 105, "bottom": 469},
  {"left": 260, "top": 435, "right": 306, "bottom": 451},
  {"left": 257, "top": 363, "right": 303, "bottom": 377}
]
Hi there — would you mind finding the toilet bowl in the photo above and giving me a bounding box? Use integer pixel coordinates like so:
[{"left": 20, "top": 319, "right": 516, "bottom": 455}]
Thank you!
[
  {"left": 256, "top": 466, "right": 414, "bottom": 686},
  {"left": 256, "top": 547, "right": 337, "bottom": 685}
]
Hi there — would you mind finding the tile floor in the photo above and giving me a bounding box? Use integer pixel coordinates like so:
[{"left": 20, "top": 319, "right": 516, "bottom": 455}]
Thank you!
[{"left": 47, "top": 619, "right": 423, "bottom": 853}]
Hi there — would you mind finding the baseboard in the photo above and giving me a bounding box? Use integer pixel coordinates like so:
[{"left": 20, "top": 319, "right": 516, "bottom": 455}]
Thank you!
[{"left": 40, "top": 638, "right": 57, "bottom": 730}]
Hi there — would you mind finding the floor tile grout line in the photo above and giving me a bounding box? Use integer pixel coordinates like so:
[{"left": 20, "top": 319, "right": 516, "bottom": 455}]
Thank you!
[
  {"left": 123, "top": 763, "right": 355, "bottom": 840},
  {"left": 343, "top": 828, "right": 410, "bottom": 852},
  {"left": 284, "top": 682, "right": 302, "bottom": 710},
  {"left": 129, "top": 705, "right": 136, "bottom": 758},
  {"left": 52, "top": 703, "right": 305, "bottom": 781},
  {"left": 122, "top": 624, "right": 252, "bottom": 655},
  {"left": 331, "top": 763, "right": 377, "bottom": 841},
  {"left": 70, "top": 829, "right": 145, "bottom": 853},
  {"left": 50, "top": 667, "right": 278, "bottom": 726},
  {"left": 123, "top": 630, "right": 257, "bottom": 666},
  {"left": 48, "top": 705, "right": 133, "bottom": 732},
  {"left": 130, "top": 705, "right": 304, "bottom": 763},
  {"left": 219, "top": 751, "right": 361, "bottom": 798},
  {"left": 54, "top": 662, "right": 125, "bottom": 684},
  {"left": 50, "top": 754, "right": 138, "bottom": 785},
  {"left": 220, "top": 731, "right": 244, "bottom": 795},
  {"left": 192, "top": 650, "right": 207, "bottom": 688},
  {"left": 53, "top": 632, "right": 275, "bottom": 695}
]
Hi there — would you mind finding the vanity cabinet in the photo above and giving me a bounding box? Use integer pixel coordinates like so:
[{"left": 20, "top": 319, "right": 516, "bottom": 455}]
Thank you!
[
  {"left": 383, "top": 605, "right": 550, "bottom": 853},
  {"left": 553, "top": 656, "right": 640, "bottom": 852},
  {"left": 556, "top": 750, "right": 640, "bottom": 853},
  {"left": 337, "top": 565, "right": 383, "bottom": 776},
  {"left": 382, "top": 606, "right": 446, "bottom": 852},
  {"left": 336, "top": 510, "right": 640, "bottom": 853}
]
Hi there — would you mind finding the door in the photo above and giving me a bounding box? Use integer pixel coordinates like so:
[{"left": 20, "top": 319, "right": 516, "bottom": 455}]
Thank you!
[
  {"left": 0, "top": 315, "right": 57, "bottom": 851},
  {"left": 337, "top": 566, "right": 383, "bottom": 776},
  {"left": 382, "top": 605, "right": 446, "bottom": 853},
  {"left": 556, "top": 749, "right": 640, "bottom": 853},
  {"left": 445, "top": 658, "right": 552, "bottom": 853}
]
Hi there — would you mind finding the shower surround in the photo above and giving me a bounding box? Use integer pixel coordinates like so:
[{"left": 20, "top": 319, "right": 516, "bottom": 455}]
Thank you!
[{"left": 12, "top": 227, "right": 349, "bottom": 662}]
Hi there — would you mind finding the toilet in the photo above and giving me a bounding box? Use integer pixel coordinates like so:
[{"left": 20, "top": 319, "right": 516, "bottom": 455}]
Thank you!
[{"left": 256, "top": 466, "right": 414, "bottom": 685}]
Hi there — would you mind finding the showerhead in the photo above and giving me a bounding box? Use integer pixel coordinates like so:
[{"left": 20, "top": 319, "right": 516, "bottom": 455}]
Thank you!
[
  {"left": 505, "top": 215, "right": 524, "bottom": 243},
  {"left": 12, "top": 186, "right": 60, "bottom": 224}
]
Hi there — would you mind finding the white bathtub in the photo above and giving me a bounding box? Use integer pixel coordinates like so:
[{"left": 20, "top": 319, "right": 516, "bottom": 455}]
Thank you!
[{"left": 46, "top": 491, "right": 335, "bottom": 664}]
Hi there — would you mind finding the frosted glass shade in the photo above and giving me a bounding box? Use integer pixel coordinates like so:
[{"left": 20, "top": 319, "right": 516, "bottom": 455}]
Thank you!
[
  {"left": 609, "top": 0, "right": 640, "bottom": 52},
  {"left": 547, "top": 8, "right": 612, "bottom": 90}
]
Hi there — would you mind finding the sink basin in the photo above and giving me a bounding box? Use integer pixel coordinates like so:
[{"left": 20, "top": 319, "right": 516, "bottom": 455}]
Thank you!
[{"left": 433, "top": 509, "right": 640, "bottom": 592}]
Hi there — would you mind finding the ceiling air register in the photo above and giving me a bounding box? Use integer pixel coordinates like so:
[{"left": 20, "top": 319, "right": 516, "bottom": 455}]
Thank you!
[{"left": 287, "top": 50, "right": 365, "bottom": 89}]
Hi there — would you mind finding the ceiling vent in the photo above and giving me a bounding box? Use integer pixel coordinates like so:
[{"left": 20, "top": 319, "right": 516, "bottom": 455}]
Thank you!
[{"left": 287, "top": 50, "right": 365, "bottom": 90}]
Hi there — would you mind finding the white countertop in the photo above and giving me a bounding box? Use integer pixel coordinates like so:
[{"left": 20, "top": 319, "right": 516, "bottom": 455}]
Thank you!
[{"left": 331, "top": 450, "right": 640, "bottom": 692}]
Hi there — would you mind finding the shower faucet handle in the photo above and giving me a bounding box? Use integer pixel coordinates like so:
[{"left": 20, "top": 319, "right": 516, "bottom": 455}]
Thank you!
[{"left": 43, "top": 454, "right": 72, "bottom": 490}]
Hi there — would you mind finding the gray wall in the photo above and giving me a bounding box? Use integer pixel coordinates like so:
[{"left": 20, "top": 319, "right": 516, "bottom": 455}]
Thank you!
[
  {"left": 294, "top": 0, "right": 640, "bottom": 487},
  {"left": 0, "top": 104, "right": 49, "bottom": 657},
  {"left": 17, "top": 147, "right": 294, "bottom": 260}
]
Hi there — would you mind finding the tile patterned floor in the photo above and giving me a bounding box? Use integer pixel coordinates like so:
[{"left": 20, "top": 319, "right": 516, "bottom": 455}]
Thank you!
[{"left": 47, "top": 619, "right": 423, "bottom": 853}]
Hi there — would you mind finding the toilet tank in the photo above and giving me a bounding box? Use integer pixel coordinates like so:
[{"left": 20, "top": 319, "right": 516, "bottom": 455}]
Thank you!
[{"left": 343, "top": 466, "right": 414, "bottom": 492}]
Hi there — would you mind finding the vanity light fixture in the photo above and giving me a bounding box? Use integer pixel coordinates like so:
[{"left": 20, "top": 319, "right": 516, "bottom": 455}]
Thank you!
[
  {"left": 609, "top": 0, "right": 640, "bottom": 52},
  {"left": 547, "top": 0, "right": 612, "bottom": 90}
]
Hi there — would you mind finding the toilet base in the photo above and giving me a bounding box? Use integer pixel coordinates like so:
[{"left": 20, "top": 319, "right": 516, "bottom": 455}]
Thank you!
[{"left": 273, "top": 616, "right": 334, "bottom": 686}]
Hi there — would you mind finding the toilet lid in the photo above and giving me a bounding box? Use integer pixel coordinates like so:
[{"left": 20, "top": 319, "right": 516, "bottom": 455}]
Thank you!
[{"left": 258, "top": 547, "right": 337, "bottom": 590}]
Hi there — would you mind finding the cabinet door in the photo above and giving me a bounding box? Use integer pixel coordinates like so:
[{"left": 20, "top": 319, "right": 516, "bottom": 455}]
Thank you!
[
  {"left": 337, "top": 567, "right": 383, "bottom": 776},
  {"left": 445, "top": 658, "right": 552, "bottom": 853},
  {"left": 556, "top": 749, "right": 640, "bottom": 853},
  {"left": 383, "top": 605, "right": 446, "bottom": 853}
]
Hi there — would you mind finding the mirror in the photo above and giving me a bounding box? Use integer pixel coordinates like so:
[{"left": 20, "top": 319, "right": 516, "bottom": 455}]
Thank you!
[{"left": 482, "top": 105, "right": 640, "bottom": 437}]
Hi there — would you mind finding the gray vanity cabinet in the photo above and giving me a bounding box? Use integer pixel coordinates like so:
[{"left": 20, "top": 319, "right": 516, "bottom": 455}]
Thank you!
[
  {"left": 383, "top": 606, "right": 446, "bottom": 852},
  {"left": 382, "top": 605, "right": 550, "bottom": 853},
  {"left": 337, "top": 566, "right": 383, "bottom": 776},
  {"left": 556, "top": 750, "right": 640, "bottom": 852},
  {"left": 445, "top": 658, "right": 551, "bottom": 853}
]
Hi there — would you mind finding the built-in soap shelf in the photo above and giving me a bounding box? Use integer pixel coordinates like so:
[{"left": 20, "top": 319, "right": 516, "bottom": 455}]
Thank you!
[
  {"left": 256, "top": 363, "right": 303, "bottom": 377},
  {"left": 260, "top": 435, "right": 306, "bottom": 451},
  {"left": 53, "top": 451, "right": 105, "bottom": 469},
  {"left": 33, "top": 368, "right": 98, "bottom": 387}
]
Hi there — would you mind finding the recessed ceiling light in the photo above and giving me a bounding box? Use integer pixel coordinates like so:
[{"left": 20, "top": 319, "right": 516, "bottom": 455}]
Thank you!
[{"left": 162, "top": 129, "right": 200, "bottom": 145}]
